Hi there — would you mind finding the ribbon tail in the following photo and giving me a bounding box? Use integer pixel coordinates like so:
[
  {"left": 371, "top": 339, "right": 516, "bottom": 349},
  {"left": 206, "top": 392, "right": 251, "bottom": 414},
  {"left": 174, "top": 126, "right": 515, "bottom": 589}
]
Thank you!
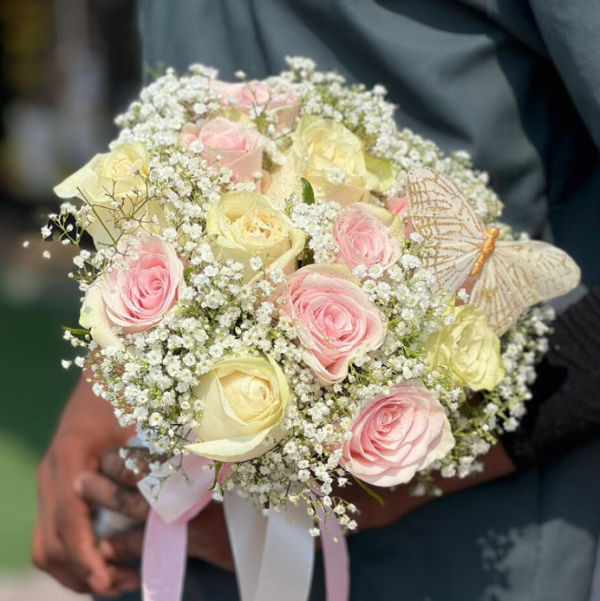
[
  {"left": 139, "top": 453, "right": 215, "bottom": 601},
  {"left": 319, "top": 510, "right": 350, "bottom": 601},
  {"left": 142, "top": 509, "right": 188, "bottom": 601},
  {"left": 224, "top": 492, "right": 268, "bottom": 601},
  {"left": 224, "top": 494, "right": 315, "bottom": 601},
  {"left": 254, "top": 503, "right": 315, "bottom": 601}
]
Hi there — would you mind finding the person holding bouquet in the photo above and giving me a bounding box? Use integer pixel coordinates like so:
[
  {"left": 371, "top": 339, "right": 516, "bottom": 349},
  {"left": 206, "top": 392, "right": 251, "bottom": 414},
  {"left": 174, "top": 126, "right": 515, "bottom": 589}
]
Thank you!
[{"left": 33, "top": 1, "right": 600, "bottom": 600}]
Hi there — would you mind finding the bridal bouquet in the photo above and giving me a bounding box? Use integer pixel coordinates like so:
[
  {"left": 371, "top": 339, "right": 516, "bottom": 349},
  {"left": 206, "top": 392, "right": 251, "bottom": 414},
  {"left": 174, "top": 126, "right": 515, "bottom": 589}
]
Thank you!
[{"left": 47, "top": 57, "right": 579, "bottom": 601}]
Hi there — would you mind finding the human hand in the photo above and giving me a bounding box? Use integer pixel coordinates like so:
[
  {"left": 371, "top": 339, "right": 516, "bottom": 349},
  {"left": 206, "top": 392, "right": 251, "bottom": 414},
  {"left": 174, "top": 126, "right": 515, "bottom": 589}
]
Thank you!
[
  {"left": 79, "top": 448, "right": 234, "bottom": 574},
  {"left": 33, "top": 374, "right": 138, "bottom": 596}
]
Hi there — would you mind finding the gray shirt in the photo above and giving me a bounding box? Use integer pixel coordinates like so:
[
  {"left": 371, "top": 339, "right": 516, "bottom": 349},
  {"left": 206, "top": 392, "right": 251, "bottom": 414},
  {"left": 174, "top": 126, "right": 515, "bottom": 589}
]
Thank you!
[{"left": 139, "top": 0, "right": 600, "bottom": 287}]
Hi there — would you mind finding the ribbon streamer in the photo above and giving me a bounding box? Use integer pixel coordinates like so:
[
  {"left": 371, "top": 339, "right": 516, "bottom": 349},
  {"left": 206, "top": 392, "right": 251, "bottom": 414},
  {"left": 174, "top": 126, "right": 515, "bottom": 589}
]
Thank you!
[
  {"left": 138, "top": 456, "right": 350, "bottom": 601},
  {"left": 318, "top": 507, "right": 350, "bottom": 601},
  {"left": 224, "top": 492, "right": 315, "bottom": 601}
]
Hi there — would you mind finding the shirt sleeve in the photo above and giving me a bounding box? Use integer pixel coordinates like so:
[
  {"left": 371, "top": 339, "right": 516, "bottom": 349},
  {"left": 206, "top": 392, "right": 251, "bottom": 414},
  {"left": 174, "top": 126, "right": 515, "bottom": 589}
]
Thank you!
[
  {"left": 502, "top": 288, "right": 600, "bottom": 468},
  {"left": 529, "top": 0, "right": 600, "bottom": 149}
]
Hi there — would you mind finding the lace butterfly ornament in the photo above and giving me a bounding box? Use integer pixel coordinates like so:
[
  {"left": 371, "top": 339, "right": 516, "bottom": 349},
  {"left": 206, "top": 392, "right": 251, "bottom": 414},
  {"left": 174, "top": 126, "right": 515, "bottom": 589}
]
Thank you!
[{"left": 406, "top": 167, "right": 581, "bottom": 335}]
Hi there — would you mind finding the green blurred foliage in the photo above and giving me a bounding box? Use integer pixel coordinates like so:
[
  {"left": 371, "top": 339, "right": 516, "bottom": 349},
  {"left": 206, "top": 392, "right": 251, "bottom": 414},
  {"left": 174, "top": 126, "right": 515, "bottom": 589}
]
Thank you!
[{"left": 0, "top": 289, "right": 79, "bottom": 569}]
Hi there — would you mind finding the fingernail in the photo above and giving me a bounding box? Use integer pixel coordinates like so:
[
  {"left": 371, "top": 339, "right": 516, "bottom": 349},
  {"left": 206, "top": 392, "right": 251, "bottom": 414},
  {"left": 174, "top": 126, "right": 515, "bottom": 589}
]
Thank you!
[{"left": 99, "top": 539, "right": 116, "bottom": 560}]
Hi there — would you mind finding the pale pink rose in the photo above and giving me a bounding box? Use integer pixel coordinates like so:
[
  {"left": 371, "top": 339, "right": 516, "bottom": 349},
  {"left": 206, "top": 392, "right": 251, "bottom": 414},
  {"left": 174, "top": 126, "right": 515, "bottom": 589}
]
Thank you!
[
  {"left": 342, "top": 380, "right": 455, "bottom": 487},
  {"left": 101, "top": 236, "right": 184, "bottom": 334},
  {"left": 387, "top": 196, "right": 408, "bottom": 217},
  {"left": 386, "top": 195, "right": 415, "bottom": 236},
  {"left": 333, "top": 204, "right": 401, "bottom": 272},
  {"left": 277, "top": 264, "right": 385, "bottom": 385},
  {"left": 212, "top": 80, "right": 300, "bottom": 131},
  {"left": 182, "top": 117, "right": 266, "bottom": 182}
]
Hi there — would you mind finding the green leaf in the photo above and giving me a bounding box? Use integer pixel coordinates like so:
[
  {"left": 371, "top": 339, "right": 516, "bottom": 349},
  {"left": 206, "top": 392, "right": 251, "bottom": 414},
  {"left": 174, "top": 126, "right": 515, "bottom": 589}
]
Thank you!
[
  {"left": 63, "top": 327, "right": 89, "bottom": 336},
  {"left": 354, "top": 477, "right": 385, "bottom": 506},
  {"left": 301, "top": 178, "right": 315, "bottom": 205}
]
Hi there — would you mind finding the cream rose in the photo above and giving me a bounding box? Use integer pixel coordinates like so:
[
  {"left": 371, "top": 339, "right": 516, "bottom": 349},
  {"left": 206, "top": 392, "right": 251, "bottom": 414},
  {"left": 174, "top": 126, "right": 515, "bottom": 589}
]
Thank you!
[
  {"left": 425, "top": 305, "right": 506, "bottom": 391},
  {"left": 187, "top": 354, "right": 291, "bottom": 462},
  {"left": 206, "top": 191, "right": 306, "bottom": 282},
  {"left": 267, "top": 115, "right": 396, "bottom": 206},
  {"left": 54, "top": 142, "right": 168, "bottom": 248}
]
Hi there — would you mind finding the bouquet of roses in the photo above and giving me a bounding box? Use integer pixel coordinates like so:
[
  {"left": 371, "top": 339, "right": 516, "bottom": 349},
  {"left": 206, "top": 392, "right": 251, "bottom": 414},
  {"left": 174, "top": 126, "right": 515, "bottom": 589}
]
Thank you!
[{"left": 46, "top": 57, "right": 579, "bottom": 601}]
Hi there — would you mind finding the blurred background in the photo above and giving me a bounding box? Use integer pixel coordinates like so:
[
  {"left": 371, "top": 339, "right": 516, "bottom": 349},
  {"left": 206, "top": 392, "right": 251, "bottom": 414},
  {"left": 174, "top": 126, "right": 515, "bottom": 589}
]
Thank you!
[{"left": 0, "top": 1, "right": 140, "bottom": 598}]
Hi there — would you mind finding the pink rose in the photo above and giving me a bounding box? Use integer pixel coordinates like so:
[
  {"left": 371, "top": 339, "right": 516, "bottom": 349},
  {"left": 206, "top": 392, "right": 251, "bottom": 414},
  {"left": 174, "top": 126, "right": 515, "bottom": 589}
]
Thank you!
[
  {"left": 386, "top": 195, "right": 415, "bottom": 236},
  {"left": 212, "top": 79, "right": 300, "bottom": 131},
  {"left": 277, "top": 264, "right": 385, "bottom": 385},
  {"left": 342, "top": 380, "right": 455, "bottom": 486},
  {"left": 182, "top": 117, "right": 266, "bottom": 182},
  {"left": 80, "top": 236, "right": 184, "bottom": 346},
  {"left": 333, "top": 203, "right": 401, "bottom": 272},
  {"left": 386, "top": 196, "right": 408, "bottom": 217}
]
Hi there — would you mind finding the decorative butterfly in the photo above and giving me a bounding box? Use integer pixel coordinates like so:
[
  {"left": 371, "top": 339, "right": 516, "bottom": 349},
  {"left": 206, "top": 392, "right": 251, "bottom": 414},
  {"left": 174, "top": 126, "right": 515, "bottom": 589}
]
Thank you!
[{"left": 406, "top": 167, "right": 581, "bottom": 335}]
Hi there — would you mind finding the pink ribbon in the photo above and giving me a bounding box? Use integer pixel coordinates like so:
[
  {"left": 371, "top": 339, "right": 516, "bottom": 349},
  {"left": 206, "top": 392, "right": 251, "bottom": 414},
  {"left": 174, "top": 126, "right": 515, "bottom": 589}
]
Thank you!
[
  {"left": 138, "top": 455, "right": 350, "bottom": 601},
  {"left": 318, "top": 507, "right": 350, "bottom": 601}
]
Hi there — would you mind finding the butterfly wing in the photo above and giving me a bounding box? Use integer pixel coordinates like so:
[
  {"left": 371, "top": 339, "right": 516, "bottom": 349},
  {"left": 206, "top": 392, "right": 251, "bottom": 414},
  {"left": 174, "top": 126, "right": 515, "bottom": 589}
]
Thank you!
[
  {"left": 471, "top": 240, "right": 581, "bottom": 335},
  {"left": 407, "top": 167, "right": 485, "bottom": 293}
]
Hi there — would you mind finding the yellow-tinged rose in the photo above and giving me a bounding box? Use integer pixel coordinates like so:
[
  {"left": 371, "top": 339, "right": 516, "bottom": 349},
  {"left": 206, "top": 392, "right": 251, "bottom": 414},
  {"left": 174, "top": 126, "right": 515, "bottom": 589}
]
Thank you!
[
  {"left": 54, "top": 142, "right": 169, "bottom": 248},
  {"left": 425, "top": 305, "right": 506, "bottom": 391},
  {"left": 79, "top": 284, "right": 121, "bottom": 349},
  {"left": 206, "top": 191, "right": 306, "bottom": 282},
  {"left": 187, "top": 355, "right": 291, "bottom": 462},
  {"left": 267, "top": 115, "right": 396, "bottom": 206}
]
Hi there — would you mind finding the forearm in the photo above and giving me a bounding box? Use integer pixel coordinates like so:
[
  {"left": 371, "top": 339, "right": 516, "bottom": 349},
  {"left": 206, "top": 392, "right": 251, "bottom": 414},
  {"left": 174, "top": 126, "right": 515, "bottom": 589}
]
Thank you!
[
  {"left": 56, "top": 371, "right": 133, "bottom": 447},
  {"left": 352, "top": 442, "right": 515, "bottom": 531},
  {"left": 502, "top": 287, "right": 600, "bottom": 469}
]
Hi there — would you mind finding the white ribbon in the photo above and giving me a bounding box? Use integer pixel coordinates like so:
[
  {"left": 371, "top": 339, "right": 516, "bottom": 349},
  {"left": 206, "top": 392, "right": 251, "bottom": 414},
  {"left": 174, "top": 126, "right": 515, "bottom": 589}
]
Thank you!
[{"left": 225, "top": 492, "right": 315, "bottom": 601}]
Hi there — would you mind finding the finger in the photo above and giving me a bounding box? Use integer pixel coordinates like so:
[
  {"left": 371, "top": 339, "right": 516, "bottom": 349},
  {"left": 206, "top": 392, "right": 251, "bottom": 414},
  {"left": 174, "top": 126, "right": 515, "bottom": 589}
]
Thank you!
[
  {"left": 53, "top": 464, "right": 114, "bottom": 595},
  {"left": 101, "top": 448, "right": 146, "bottom": 488},
  {"left": 32, "top": 522, "right": 89, "bottom": 593},
  {"left": 36, "top": 464, "right": 92, "bottom": 593},
  {"left": 78, "top": 471, "right": 149, "bottom": 520},
  {"left": 100, "top": 529, "right": 145, "bottom": 562},
  {"left": 97, "top": 563, "right": 141, "bottom": 598}
]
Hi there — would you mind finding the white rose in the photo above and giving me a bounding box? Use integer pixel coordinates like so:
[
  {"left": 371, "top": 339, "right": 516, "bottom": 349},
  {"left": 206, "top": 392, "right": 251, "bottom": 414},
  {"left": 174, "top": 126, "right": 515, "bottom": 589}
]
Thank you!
[
  {"left": 206, "top": 191, "right": 306, "bottom": 282},
  {"left": 187, "top": 355, "right": 291, "bottom": 462},
  {"left": 267, "top": 115, "right": 396, "bottom": 206},
  {"left": 54, "top": 142, "right": 169, "bottom": 248}
]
